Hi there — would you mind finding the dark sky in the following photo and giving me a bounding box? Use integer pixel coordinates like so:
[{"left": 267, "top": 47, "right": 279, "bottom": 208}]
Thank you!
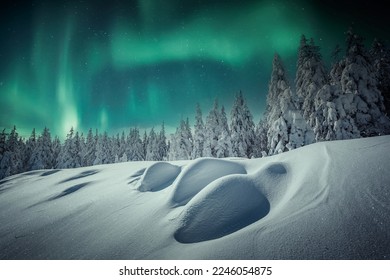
[{"left": 1, "top": 0, "right": 389, "bottom": 138}]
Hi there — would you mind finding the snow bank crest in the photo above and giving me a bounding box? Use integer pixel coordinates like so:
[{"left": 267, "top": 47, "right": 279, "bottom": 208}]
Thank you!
[
  {"left": 170, "top": 158, "right": 246, "bottom": 206},
  {"left": 136, "top": 162, "right": 181, "bottom": 192},
  {"left": 174, "top": 175, "right": 270, "bottom": 243}
]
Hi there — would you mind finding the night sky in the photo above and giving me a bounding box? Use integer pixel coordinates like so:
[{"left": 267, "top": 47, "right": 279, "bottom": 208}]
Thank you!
[{"left": 1, "top": 0, "right": 388, "bottom": 138}]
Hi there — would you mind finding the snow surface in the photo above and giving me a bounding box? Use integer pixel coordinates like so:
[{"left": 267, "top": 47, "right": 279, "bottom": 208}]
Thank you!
[
  {"left": 170, "top": 158, "right": 247, "bottom": 206},
  {"left": 0, "top": 136, "right": 389, "bottom": 259},
  {"left": 136, "top": 162, "right": 181, "bottom": 192}
]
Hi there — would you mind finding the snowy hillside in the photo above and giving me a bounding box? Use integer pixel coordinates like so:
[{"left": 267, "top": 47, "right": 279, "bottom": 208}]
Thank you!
[{"left": 0, "top": 136, "right": 389, "bottom": 259}]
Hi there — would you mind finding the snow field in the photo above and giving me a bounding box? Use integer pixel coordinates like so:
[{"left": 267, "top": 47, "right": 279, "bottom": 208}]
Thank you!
[{"left": 0, "top": 136, "right": 389, "bottom": 259}]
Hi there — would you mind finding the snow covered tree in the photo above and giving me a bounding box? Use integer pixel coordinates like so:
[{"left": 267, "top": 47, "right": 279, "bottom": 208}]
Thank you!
[
  {"left": 309, "top": 42, "right": 361, "bottom": 141},
  {"left": 120, "top": 152, "right": 127, "bottom": 162},
  {"left": 215, "top": 106, "right": 232, "bottom": 158},
  {"left": 145, "top": 128, "right": 159, "bottom": 161},
  {"left": 266, "top": 54, "right": 313, "bottom": 154},
  {"left": 72, "top": 131, "right": 82, "bottom": 167},
  {"left": 0, "top": 126, "right": 24, "bottom": 178},
  {"left": 230, "top": 92, "right": 255, "bottom": 158},
  {"left": 331, "top": 44, "right": 342, "bottom": 64},
  {"left": 169, "top": 119, "right": 193, "bottom": 160},
  {"left": 24, "top": 128, "right": 37, "bottom": 171},
  {"left": 192, "top": 104, "right": 205, "bottom": 159},
  {"left": 142, "top": 131, "right": 148, "bottom": 160},
  {"left": 311, "top": 30, "right": 390, "bottom": 141},
  {"left": 295, "top": 35, "right": 311, "bottom": 108},
  {"left": 52, "top": 136, "right": 61, "bottom": 168},
  {"left": 118, "top": 131, "right": 127, "bottom": 161},
  {"left": 57, "top": 128, "right": 82, "bottom": 168},
  {"left": 0, "top": 129, "right": 7, "bottom": 178},
  {"left": 79, "top": 133, "right": 86, "bottom": 167},
  {"left": 127, "top": 128, "right": 144, "bottom": 161},
  {"left": 313, "top": 83, "right": 361, "bottom": 141},
  {"left": 266, "top": 54, "right": 294, "bottom": 153},
  {"left": 111, "top": 134, "right": 121, "bottom": 163},
  {"left": 371, "top": 38, "right": 390, "bottom": 116},
  {"left": 253, "top": 119, "right": 268, "bottom": 157},
  {"left": 203, "top": 99, "right": 221, "bottom": 157},
  {"left": 94, "top": 132, "right": 111, "bottom": 165},
  {"left": 157, "top": 123, "right": 168, "bottom": 161},
  {"left": 82, "top": 129, "right": 97, "bottom": 166},
  {"left": 29, "top": 127, "right": 53, "bottom": 170},
  {"left": 295, "top": 36, "right": 328, "bottom": 126},
  {"left": 340, "top": 30, "right": 390, "bottom": 136},
  {"left": 0, "top": 129, "right": 6, "bottom": 163}
]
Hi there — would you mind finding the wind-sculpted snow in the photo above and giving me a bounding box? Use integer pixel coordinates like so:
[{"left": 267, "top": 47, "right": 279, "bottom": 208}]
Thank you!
[
  {"left": 170, "top": 158, "right": 246, "bottom": 206},
  {"left": 59, "top": 169, "right": 100, "bottom": 183},
  {"left": 0, "top": 136, "right": 389, "bottom": 259},
  {"left": 136, "top": 162, "right": 181, "bottom": 192},
  {"left": 175, "top": 175, "right": 270, "bottom": 243}
]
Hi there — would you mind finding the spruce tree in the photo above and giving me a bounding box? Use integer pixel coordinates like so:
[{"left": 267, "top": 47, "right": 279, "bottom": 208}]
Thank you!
[
  {"left": 253, "top": 119, "right": 268, "bottom": 157},
  {"left": 295, "top": 36, "right": 328, "bottom": 126},
  {"left": 127, "top": 128, "right": 144, "bottom": 161},
  {"left": 192, "top": 104, "right": 205, "bottom": 159},
  {"left": 203, "top": 99, "right": 221, "bottom": 157},
  {"left": 57, "top": 128, "right": 83, "bottom": 168},
  {"left": 214, "top": 106, "right": 232, "bottom": 158},
  {"left": 340, "top": 30, "right": 390, "bottom": 136},
  {"left": 266, "top": 54, "right": 312, "bottom": 154},
  {"left": 0, "top": 129, "right": 6, "bottom": 164},
  {"left": 157, "top": 123, "right": 168, "bottom": 161},
  {"left": 169, "top": 119, "right": 193, "bottom": 160},
  {"left": 24, "top": 128, "right": 37, "bottom": 171},
  {"left": 52, "top": 136, "right": 61, "bottom": 168},
  {"left": 371, "top": 38, "right": 390, "bottom": 116},
  {"left": 83, "top": 129, "right": 96, "bottom": 166},
  {"left": 142, "top": 131, "right": 148, "bottom": 160},
  {"left": 230, "top": 92, "right": 255, "bottom": 158},
  {"left": 146, "top": 128, "right": 159, "bottom": 161},
  {"left": 0, "top": 126, "right": 24, "bottom": 178},
  {"left": 29, "top": 127, "right": 53, "bottom": 170}
]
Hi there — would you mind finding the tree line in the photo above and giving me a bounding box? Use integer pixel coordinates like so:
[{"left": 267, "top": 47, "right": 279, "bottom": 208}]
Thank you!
[{"left": 1, "top": 30, "right": 389, "bottom": 179}]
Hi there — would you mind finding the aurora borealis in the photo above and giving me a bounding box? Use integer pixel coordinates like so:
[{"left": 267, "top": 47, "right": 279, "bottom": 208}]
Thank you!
[{"left": 1, "top": 0, "right": 388, "bottom": 138}]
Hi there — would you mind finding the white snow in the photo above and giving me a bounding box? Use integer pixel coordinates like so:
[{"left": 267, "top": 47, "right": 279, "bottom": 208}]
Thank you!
[
  {"left": 136, "top": 162, "right": 181, "bottom": 192},
  {"left": 170, "top": 158, "right": 247, "bottom": 206},
  {"left": 0, "top": 136, "right": 389, "bottom": 259},
  {"left": 175, "top": 175, "right": 270, "bottom": 243}
]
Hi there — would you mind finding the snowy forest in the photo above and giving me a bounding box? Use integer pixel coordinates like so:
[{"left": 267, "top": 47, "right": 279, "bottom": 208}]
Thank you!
[{"left": 1, "top": 30, "right": 390, "bottom": 180}]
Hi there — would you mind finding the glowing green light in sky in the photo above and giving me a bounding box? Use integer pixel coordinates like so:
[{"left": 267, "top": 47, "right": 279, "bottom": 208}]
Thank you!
[
  {"left": 111, "top": 1, "right": 314, "bottom": 68},
  {"left": 0, "top": 0, "right": 381, "bottom": 138},
  {"left": 56, "top": 18, "right": 80, "bottom": 135}
]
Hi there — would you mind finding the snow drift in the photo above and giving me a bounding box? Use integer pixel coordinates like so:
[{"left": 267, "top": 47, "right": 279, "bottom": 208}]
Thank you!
[
  {"left": 170, "top": 158, "right": 247, "bottom": 206},
  {"left": 0, "top": 136, "right": 389, "bottom": 259}
]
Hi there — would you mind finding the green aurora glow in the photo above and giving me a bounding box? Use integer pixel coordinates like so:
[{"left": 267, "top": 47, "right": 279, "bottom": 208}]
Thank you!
[{"left": 1, "top": 0, "right": 388, "bottom": 138}]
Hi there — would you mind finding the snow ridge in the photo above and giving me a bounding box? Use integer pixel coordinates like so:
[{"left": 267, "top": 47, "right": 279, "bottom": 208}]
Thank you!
[{"left": 0, "top": 136, "right": 389, "bottom": 259}]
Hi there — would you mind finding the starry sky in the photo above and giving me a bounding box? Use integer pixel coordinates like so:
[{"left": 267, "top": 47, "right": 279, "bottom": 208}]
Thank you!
[{"left": 1, "top": 0, "right": 388, "bottom": 138}]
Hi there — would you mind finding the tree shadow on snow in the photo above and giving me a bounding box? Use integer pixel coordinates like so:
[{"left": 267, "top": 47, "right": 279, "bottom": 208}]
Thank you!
[
  {"left": 59, "top": 170, "right": 99, "bottom": 184},
  {"left": 49, "top": 182, "right": 91, "bottom": 200},
  {"left": 127, "top": 168, "right": 146, "bottom": 185},
  {"left": 21, "top": 170, "right": 44, "bottom": 176},
  {"left": 128, "top": 168, "right": 146, "bottom": 179},
  {"left": 0, "top": 178, "right": 10, "bottom": 187},
  {"left": 41, "top": 170, "right": 61, "bottom": 176},
  {"left": 26, "top": 182, "right": 93, "bottom": 209}
]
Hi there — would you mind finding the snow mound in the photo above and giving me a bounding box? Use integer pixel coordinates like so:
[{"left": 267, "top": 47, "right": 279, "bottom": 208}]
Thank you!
[
  {"left": 170, "top": 158, "right": 247, "bottom": 206},
  {"left": 175, "top": 175, "right": 270, "bottom": 243},
  {"left": 136, "top": 162, "right": 181, "bottom": 192},
  {"left": 1, "top": 136, "right": 390, "bottom": 259}
]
